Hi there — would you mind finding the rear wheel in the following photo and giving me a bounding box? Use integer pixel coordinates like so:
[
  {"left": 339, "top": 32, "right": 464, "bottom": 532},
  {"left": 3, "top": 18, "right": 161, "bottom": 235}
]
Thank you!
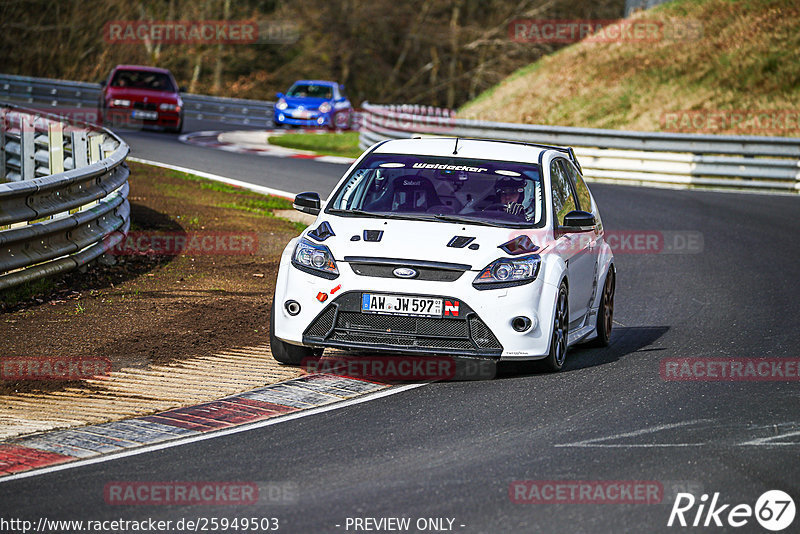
[
  {"left": 543, "top": 282, "right": 569, "bottom": 372},
  {"left": 269, "top": 299, "right": 322, "bottom": 365},
  {"left": 591, "top": 267, "right": 615, "bottom": 347}
]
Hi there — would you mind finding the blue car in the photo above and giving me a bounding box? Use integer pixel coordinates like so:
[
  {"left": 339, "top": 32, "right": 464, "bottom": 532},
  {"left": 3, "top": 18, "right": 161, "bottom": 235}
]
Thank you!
[{"left": 274, "top": 80, "right": 353, "bottom": 130}]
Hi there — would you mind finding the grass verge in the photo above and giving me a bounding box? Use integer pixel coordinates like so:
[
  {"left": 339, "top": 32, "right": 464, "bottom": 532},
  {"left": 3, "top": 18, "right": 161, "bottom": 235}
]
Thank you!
[
  {"left": 459, "top": 0, "right": 800, "bottom": 136},
  {"left": 268, "top": 131, "right": 362, "bottom": 158},
  {"left": 1, "top": 160, "right": 305, "bottom": 401}
]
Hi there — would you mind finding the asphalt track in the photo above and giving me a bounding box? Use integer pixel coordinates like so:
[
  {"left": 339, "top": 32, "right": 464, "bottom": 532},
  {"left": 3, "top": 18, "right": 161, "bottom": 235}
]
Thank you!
[{"left": 2, "top": 118, "right": 798, "bottom": 533}]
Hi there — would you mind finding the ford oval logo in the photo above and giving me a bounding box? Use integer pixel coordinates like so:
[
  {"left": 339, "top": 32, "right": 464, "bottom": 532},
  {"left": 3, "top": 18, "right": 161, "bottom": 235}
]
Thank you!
[{"left": 393, "top": 267, "right": 418, "bottom": 279}]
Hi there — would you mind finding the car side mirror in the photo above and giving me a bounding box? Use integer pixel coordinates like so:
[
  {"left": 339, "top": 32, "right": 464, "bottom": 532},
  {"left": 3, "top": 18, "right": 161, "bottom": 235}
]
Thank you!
[
  {"left": 276, "top": 92, "right": 284, "bottom": 99},
  {"left": 179, "top": 86, "right": 187, "bottom": 92},
  {"left": 561, "top": 210, "right": 595, "bottom": 232},
  {"left": 99, "top": 80, "right": 106, "bottom": 87},
  {"left": 293, "top": 192, "right": 321, "bottom": 215}
]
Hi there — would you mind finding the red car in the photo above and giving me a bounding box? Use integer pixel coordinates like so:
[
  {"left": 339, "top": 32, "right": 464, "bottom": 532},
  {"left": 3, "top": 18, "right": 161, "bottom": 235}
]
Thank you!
[{"left": 99, "top": 65, "right": 184, "bottom": 133}]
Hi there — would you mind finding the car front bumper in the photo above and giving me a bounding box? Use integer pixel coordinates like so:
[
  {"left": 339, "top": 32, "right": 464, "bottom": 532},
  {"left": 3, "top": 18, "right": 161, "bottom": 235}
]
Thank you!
[
  {"left": 272, "top": 241, "right": 561, "bottom": 361},
  {"left": 274, "top": 110, "right": 331, "bottom": 127},
  {"left": 105, "top": 108, "right": 182, "bottom": 128}
]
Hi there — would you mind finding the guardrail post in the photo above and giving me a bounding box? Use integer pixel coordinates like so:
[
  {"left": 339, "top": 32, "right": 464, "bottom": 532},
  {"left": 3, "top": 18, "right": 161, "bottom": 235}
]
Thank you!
[
  {"left": 71, "top": 130, "right": 89, "bottom": 168},
  {"left": 20, "top": 115, "right": 35, "bottom": 180},
  {"left": 48, "top": 121, "right": 64, "bottom": 174},
  {"left": 0, "top": 107, "right": 6, "bottom": 182},
  {"left": 89, "top": 134, "right": 102, "bottom": 163}
]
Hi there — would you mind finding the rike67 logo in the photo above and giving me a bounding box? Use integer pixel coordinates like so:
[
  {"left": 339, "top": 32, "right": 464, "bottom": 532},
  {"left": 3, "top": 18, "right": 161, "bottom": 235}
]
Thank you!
[{"left": 668, "top": 490, "right": 795, "bottom": 531}]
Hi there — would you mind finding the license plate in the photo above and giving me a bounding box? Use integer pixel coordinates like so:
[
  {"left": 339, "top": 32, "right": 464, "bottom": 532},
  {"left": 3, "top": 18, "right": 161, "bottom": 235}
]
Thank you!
[
  {"left": 361, "top": 293, "right": 442, "bottom": 318},
  {"left": 132, "top": 110, "right": 157, "bottom": 120},
  {"left": 292, "top": 110, "right": 311, "bottom": 119}
]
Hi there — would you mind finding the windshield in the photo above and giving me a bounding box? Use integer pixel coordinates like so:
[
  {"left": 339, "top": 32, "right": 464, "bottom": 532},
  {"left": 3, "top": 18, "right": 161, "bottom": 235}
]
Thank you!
[
  {"left": 111, "top": 70, "right": 176, "bottom": 92},
  {"left": 286, "top": 83, "right": 333, "bottom": 99},
  {"left": 327, "top": 153, "right": 545, "bottom": 227}
]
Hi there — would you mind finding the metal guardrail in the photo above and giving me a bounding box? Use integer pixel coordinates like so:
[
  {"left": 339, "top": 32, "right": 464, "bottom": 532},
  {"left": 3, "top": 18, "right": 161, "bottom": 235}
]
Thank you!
[
  {"left": 359, "top": 103, "right": 800, "bottom": 193},
  {"left": 0, "top": 103, "right": 130, "bottom": 291},
  {"left": 0, "top": 73, "right": 275, "bottom": 128}
]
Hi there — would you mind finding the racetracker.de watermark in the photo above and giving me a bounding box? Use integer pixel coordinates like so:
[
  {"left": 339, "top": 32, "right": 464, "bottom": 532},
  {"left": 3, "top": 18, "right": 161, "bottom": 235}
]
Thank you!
[
  {"left": 2, "top": 107, "right": 102, "bottom": 135},
  {"left": 595, "top": 230, "right": 702, "bottom": 255},
  {"left": 107, "top": 232, "right": 258, "bottom": 256},
  {"left": 661, "top": 358, "right": 800, "bottom": 381},
  {"left": 1, "top": 357, "right": 111, "bottom": 381},
  {"left": 505, "top": 230, "right": 704, "bottom": 255},
  {"left": 509, "top": 19, "right": 702, "bottom": 43},
  {"left": 103, "top": 481, "right": 297, "bottom": 505},
  {"left": 661, "top": 110, "right": 800, "bottom": 135},
  {"left": 104, "top": 20, "right": 299, "bottom": 45},
  {"left": 303, "top": 355, "right": 496, "bottom": 381},
  {"left": 509, "top": 480, "right": 663, "bottom": 504}
]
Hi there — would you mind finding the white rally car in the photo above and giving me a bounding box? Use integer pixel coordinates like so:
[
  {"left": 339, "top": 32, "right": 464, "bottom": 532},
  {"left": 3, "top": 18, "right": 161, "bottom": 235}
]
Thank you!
[{"left": 270, "top": 137, "right": 615, "bottom": 371}]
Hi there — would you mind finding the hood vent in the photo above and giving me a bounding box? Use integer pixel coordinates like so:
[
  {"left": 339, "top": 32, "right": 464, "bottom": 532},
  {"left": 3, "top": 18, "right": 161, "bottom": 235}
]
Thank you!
[
  {"left": 308, "top": 221, "right": 335, "bottom": 242},
  {"left": 498, "top": 235, "right": 538, "bottom": 255},
  {"left": 447, "top": 236, "right": 475, "bottom": 248},
  {"left": 363, "top": 230, "right": 384, "bottom": 242}
]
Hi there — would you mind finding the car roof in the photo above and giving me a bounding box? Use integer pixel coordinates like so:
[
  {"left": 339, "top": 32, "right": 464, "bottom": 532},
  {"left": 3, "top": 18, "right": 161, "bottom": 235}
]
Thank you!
[
  {"left": 371, "top": 137, "right": 570, "bottom": 164},
  {"left": 291, "top": 80, "right": 338, "bottom": 86},
  {"left": 112, "top": 65, "right": 173, "bottom": 75}
]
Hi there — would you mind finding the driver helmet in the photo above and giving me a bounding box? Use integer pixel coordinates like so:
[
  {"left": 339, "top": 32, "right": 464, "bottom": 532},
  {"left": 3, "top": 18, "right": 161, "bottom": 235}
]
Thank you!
[{"left": 495, "top": 176, "right": 525, "bottom": 203}]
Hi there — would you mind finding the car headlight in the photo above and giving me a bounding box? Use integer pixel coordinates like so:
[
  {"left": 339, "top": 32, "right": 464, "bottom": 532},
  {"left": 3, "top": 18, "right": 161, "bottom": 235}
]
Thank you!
[
  {"left": 275, "top": 99, "right": 288, "bottom": 110},
  {"left": 318, "top": 102, "right": 332, "bottom": 113},
  {"left": 159, "top": 103, "right": 178, "bottom": 111},
  {"left": 110, "top": 99, "right": 131, "bottom": 107},
  {"left": 291, "top": 238, "right": 339, "bottom": 279},
  {"left": 473, "top": 254, "right": 540, "bottom": 290}
]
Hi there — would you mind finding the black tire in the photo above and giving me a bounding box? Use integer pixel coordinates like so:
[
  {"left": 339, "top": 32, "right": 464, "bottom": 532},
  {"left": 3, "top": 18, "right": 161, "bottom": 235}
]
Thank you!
[
  {"left": 590, "top": 267, "right": 615, "bottom": 347},
  {"left": 543, "top": 282, "right": 569, "bottom": 372},
  {"left": 269, "top": 299, "right": 322, "bottom": 365},
  {"left": 332, "top": 110, "right": 351, "bottom": 131},
  {"left": 166, "top": 116, "right": 183, "bottom": 134}
]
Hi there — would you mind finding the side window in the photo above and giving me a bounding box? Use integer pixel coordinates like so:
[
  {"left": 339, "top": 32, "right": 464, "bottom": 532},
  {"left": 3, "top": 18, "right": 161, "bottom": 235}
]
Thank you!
[
  {"left": 550, "top": 159, "right": 577, "bottom": 227},
  {"left": 563, "top": 161, "right": 592, "bottom": 213}
]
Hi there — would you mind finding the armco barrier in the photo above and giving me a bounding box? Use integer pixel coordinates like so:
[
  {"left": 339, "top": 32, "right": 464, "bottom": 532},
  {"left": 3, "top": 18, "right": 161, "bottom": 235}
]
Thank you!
[
  {"left": 0, "top": 73, "right": 274, "bottom": 128},
  {"left": 358, "top": 103, "right": 800, "bottom": 193},
  {"left": 0, "top": 103, "right": 130, "bottom": 291}
]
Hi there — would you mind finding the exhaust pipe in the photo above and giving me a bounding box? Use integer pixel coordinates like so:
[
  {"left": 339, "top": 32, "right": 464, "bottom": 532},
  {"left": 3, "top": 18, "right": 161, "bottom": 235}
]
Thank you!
[
  {"left": 285, "top": 300, "right": 301, "bottom": 316},
  {"left": 511, "top": 316, "right": 532, "bottom": 332}
]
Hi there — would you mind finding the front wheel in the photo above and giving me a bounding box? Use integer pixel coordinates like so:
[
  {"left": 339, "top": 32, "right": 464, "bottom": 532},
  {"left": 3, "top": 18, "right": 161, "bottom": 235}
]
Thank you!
[
  {"left": 332, "top": 110, "right": 351, "bottom": 130},
  {"left": 269, "top": 299, "right": 322, "bottom": 365},
  {"left": 166, "top": 116, "right": 183, "bottom": 134},
  {"left": 543, "top": 282, "right": 569, "bottom": 372}
]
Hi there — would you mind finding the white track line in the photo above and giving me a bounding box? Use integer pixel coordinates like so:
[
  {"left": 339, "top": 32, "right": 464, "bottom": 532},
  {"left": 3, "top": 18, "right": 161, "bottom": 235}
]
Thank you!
[
  {"left": 0, "top": 383, "right": 427, "bottom": 483},
  {"left": 128, "top": 157, "right": 299, "bottom": 200},
  {"left": 554, "top": 419, "right": 712, "bottom": 448},
  {"left": 740, "top": 429, "right": 800, "bottom": 446}
]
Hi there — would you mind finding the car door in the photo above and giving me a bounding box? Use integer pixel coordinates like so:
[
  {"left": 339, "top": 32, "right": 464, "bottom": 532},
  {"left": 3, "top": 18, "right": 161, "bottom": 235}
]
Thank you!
[
  {"left": 550, "top": 158, "right": 595, "bottom": 329},
  {"left": 563, "top": 160, "right": 602, "bottom": 321}
]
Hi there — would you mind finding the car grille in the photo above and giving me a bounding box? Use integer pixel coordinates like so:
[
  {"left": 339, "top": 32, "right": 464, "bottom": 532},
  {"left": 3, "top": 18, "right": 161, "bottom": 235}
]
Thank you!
[
  {"left": 302, "top": 291, "right": 502, "bottom": 356},
  {"left": 133, "top": 102, "right": 158, "bottom": 111},
  {"left": 345, "top": 257, "right": 470, "bottom": 282},
  {"left": 349, "top": 263, "right": 464, "bottom": 282}
]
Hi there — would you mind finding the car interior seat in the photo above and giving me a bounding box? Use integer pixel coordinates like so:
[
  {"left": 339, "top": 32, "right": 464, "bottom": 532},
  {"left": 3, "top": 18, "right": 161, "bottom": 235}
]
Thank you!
[{"left": 364, "top": 176, "right": 443, "bottom": 212}]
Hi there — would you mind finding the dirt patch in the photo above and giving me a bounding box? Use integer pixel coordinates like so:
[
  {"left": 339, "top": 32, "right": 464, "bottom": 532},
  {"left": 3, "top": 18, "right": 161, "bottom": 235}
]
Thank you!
[{"left": 0, "top": 162, "right": 307, "bottom": 438}]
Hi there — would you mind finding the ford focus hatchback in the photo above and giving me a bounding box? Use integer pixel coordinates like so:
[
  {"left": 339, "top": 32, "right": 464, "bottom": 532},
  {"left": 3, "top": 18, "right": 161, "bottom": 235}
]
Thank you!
[{"left": 270, "top": 137, "right": 615, "bottom": 372}]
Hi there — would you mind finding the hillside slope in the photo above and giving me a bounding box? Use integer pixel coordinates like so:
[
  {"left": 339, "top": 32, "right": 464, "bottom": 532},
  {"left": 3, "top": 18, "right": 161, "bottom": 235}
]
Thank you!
[{"left": 459, "top": 0, "right": 800, "bottom": 136}]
